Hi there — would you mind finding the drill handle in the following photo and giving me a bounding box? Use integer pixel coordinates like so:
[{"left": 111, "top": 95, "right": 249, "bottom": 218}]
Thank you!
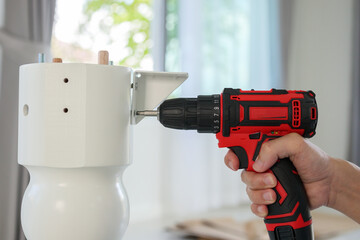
[
  {"left": 265, "top": 158, "right": 313, "bottom": 239},
  {"left": 230, "top": 147, "right": 313, "bottom": 240}
]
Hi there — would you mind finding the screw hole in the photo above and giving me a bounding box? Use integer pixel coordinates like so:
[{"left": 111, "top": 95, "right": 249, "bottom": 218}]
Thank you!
[
  {"left": 23, "top": 104, "right": 29, "bottom": 116},
  {"left": 64, "top": 78, "right": 69, "bottom": 83},
  {"left": 63, "top": 108, "right": 69, "bottom": 113}
]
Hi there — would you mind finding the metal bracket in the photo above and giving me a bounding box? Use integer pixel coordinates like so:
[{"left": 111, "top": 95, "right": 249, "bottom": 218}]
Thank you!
[{"left": 131, "top": 70, "right": 188, "bottom": 125}]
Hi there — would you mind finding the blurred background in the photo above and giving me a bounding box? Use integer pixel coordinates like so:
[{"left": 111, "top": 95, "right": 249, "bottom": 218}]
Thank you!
[{"left": 0, "top": 0, "right": 359, "bottom": 239}]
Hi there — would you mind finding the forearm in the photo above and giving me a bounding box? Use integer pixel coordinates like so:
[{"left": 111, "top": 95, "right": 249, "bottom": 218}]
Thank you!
[{"left": 328, "top": 157, "right": 360, "bottom": 223}]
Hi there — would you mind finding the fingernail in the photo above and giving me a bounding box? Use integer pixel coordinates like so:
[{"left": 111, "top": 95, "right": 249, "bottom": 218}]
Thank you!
[
  {"left": 229, "top": 161, "right": 235, "bottom": 171},
  {"left": 257, "top": 206, "right": 266, "bottom": 216},
  {"left": 264, "top": 175, "right": 275, "bottom": 186},
  {"left": 253, "top": 157, "right": 263, "bottom": 172},
  {"left": 263, "top": 192, "right": 274, "bottom": 202}
]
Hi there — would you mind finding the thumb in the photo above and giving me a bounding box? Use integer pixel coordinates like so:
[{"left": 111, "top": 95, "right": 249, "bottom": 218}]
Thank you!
[{"left": 252, "top": 133, "right": 303, "bottom": 172}]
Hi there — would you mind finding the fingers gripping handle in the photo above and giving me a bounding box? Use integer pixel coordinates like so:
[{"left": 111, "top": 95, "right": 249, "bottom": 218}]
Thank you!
[{"left": 229, "top": 146, "right": 313, "bottom": 240}]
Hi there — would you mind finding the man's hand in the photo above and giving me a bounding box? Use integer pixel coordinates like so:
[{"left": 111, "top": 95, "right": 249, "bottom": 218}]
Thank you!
[{"left": 224, "top": 133, "right": 333, "bottom": 218}]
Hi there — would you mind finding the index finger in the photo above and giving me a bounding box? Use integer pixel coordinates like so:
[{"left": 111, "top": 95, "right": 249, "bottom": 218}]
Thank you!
[
  {"left": 253, "top": 133, "right": 305, "bottom": 172},
  {"left": 224, "top": 150, "right": 240, "bottom": 171}
]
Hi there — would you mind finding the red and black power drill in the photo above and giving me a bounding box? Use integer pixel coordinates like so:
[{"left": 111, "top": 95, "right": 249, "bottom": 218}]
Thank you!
[{"left": 137, "top": 88, "right": 318, "bottom": 240}]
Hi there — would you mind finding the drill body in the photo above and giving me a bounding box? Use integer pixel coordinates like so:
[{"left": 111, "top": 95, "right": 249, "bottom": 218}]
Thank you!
[
  {"left": 216, "top": 88, "right": 317, "bottom": 170},
  {"left": 143, "top": 88, "right": 318, "bottom": 240}
]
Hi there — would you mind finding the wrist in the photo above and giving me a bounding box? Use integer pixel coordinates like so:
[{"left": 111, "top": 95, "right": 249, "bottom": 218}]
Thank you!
[
  {"left": 327, "top": 157, "right": 341, "bottom": 209},
  {"left": 326, "top": 157, "right": 360, "bottom": 223}
]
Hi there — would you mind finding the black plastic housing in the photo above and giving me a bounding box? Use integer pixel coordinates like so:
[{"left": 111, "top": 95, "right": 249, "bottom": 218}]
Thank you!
[{"left": 158, "top": 95, "right": 221, "bottom": 133}]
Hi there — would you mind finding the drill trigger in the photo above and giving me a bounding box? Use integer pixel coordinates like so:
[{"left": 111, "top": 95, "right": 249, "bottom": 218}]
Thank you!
[{"left": 229, "top": 146, "right": 249, "bottom": 169}]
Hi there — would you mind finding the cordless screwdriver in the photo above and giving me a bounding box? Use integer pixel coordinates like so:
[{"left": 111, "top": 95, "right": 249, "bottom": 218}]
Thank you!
[{"left": 137, "top": 88, "right": 318, "bottom": 240}]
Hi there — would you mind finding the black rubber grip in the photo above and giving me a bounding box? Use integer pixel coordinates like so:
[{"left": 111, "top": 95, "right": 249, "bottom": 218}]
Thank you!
[
  {"left": 230, "top": 147, "right": 313, "bottom": 240},
  {"left": 265, "top": 158, "right": 312, "bottom": 240}
]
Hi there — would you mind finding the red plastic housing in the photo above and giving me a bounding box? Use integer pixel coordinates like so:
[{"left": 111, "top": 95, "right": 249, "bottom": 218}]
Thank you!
[{"left": 216, "top": 88, "right": 317, "bottom": 170}]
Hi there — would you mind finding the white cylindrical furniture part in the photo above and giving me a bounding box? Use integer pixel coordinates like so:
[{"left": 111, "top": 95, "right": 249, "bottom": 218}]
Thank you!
[
  {"left": 18, "top": 61, "right": 188, "bottom": 240},
  {"left": 18, "top": 63, "right": 131, "bottom": 240}
]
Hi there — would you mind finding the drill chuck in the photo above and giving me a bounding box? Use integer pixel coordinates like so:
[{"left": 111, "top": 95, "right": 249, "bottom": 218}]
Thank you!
[{"left": 158, "top": 95, "right": 221, "bottom": 133}]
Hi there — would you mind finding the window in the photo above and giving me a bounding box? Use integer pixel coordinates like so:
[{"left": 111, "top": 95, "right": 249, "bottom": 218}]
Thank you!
[
  {"left": 166, "top": 0, "right": 282, "bottom": 94},
  {"left": 52, "top": 0, "right": 153, "bottom": 69}
]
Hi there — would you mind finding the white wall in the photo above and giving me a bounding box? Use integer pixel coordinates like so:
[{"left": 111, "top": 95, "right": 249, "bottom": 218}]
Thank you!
[{"left": 287, "top": 0, "right": 354, "bottom": 159}]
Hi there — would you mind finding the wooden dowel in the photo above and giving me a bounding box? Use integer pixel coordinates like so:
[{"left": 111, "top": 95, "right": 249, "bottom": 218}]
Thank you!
[
  {"left": 52, "top": 58, "right": 63, "bottom": 63},
  {"left": 98, "top": 50, "right": 109, "bottom": 65}
]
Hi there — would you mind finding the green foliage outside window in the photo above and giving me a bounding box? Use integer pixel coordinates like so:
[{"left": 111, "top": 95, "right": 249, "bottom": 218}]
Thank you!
[{"left": 81, "top": 0, "right": 152, "bottom": 68}]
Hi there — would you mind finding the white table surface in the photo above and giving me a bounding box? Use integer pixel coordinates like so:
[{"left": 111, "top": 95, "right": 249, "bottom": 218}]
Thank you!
[{"left": 124, "top": 205, "right": 360, "bottom": 240}]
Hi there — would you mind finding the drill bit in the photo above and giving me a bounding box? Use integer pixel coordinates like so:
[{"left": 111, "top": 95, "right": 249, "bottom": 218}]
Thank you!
[{"left": 136, "top": 110, "right": 158, "bottom": 117}]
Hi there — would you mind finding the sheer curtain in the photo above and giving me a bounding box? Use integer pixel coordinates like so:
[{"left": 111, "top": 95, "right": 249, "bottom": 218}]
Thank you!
[
  {"left": 159, "top": 0, "right": 284, "bottom": 217},
  {"left": 0, "top": 1, "right": 56, "bottom": 239}
]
